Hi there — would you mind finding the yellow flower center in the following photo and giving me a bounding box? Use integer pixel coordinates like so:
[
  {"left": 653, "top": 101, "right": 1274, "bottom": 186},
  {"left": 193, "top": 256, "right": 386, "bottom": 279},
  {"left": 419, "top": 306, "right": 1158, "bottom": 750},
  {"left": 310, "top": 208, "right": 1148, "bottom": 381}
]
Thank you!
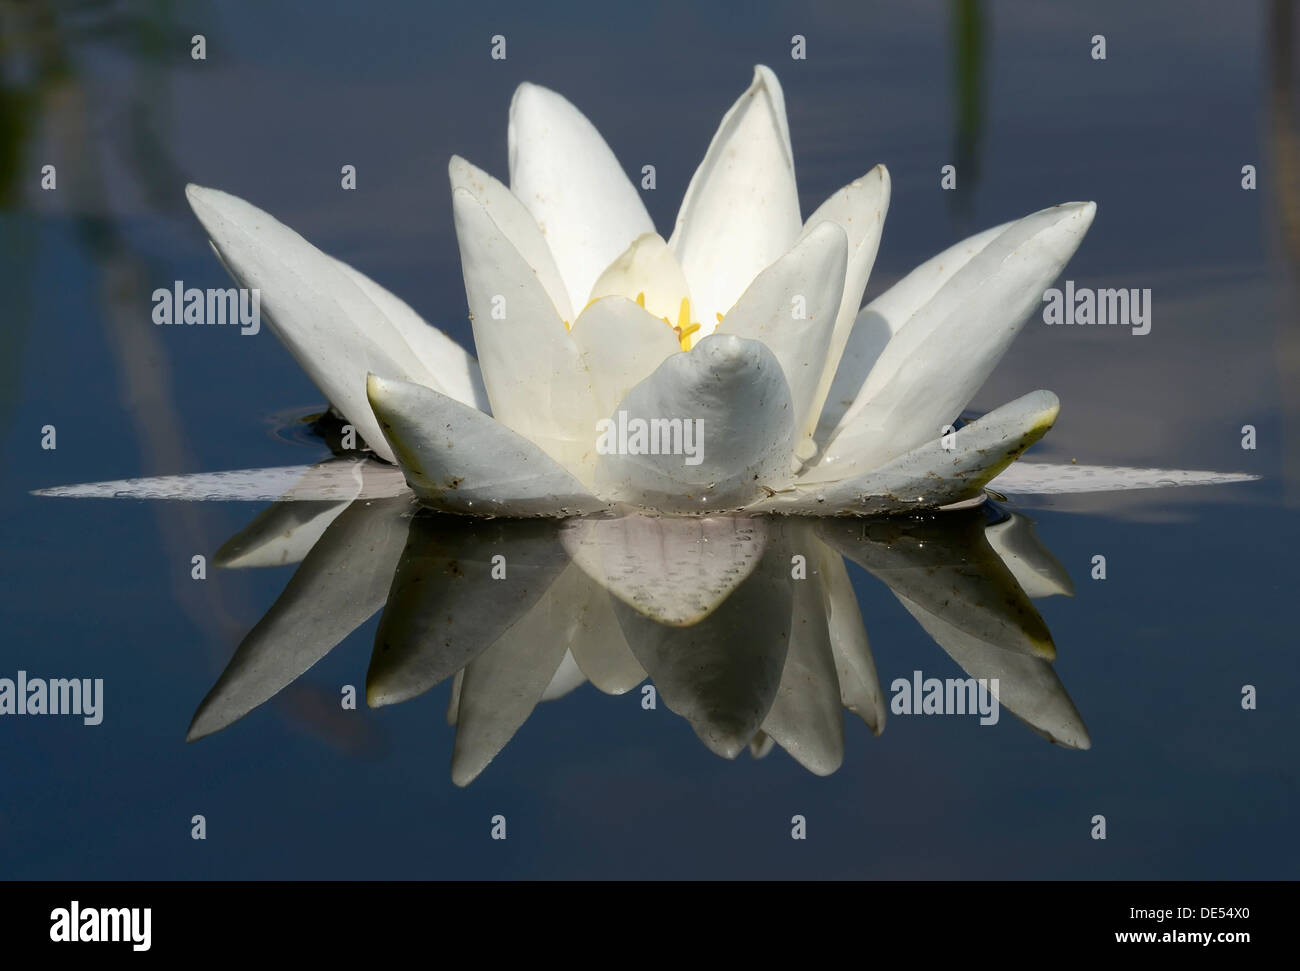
[{"left": 640, "top": 292, "right": 702, "bottom": 351}]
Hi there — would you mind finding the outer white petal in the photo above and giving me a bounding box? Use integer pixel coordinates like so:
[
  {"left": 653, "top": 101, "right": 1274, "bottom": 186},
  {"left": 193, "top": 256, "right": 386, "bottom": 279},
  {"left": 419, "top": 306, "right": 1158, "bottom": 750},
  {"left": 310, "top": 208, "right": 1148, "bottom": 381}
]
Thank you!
[
  {"left": 187, "top": 495, "right": 414, "bottom": 741},
  {"left": 366, "top": 375, "right": 607, "bottom": 517},
  {"left": 797, "top": 166, "right": 890, "bottom": 443},
  {"left": 330, "top": 256, "right": 489, "bottom": 412},
  {"left": 816, "top": 202, "right": 1095, "bottom": 475},
  {"left": 32, "top": 460, "right": 410, "bottom": 502},
  {"left": 989, "top": 463, "right": 1261, "bottom": 494},
  {"left": 593, "top": 334, "right": 797, "bottom": 513},
  {"left": 451, "top": 187, "right": 596, "bottom": 471},
  {"left": 764, "top": 390, "right": 1060, "bottom": 514},
  {"left": 716, "top": 221, "right": 848, "bottom": 450},
  {"left": 669, "top": 65, "right": 802, "bottom": 332},
  {"left": 817, "top": 220, "right": 1011, "bottom": 442},
  {"left": 185, "top": 185, "right": 443, "bottom": 463},
  {"left": 449, "top": 154, "right": 574, "bottom": 323},
  {"left": 561, "top": 514, "right": 767, "bottom": 626},
  {"left": 508, "top": 82, "right": 654, "bottom": 312},
  {"left": 567, "top": 296, "right": 681, "bottom": 421}
]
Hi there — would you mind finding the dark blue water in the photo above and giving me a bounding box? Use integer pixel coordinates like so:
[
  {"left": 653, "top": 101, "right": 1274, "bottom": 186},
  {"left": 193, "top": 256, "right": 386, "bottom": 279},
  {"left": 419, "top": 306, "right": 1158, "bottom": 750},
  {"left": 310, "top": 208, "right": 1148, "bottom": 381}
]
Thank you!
[{"left": 1, "top": 0, "right": 1296, "bottom": 878}]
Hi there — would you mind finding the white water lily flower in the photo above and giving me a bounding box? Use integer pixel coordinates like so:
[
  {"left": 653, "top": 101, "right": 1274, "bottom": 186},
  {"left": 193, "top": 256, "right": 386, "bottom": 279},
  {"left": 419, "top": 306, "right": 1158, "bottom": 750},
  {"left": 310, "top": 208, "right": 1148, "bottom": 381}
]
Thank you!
[
  {"left": 162, "top": 66, "right": 1258, "bottom": 516},
  {"left": 177, "top": 65, "right": 1114, "bottom": 518}
]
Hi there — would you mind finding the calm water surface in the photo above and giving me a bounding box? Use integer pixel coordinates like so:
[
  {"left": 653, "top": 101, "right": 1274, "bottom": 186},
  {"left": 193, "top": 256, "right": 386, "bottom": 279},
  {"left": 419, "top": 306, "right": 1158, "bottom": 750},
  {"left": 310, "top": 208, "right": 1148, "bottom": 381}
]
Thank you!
[{"left": 1, "top": 0, "right": 1297, "bottom": 878}]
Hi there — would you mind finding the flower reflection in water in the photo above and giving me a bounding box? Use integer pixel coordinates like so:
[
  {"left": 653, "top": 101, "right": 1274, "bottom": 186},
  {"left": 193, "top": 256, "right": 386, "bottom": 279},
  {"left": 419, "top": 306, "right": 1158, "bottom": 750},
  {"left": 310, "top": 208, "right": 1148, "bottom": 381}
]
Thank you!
[{"left": 187, "top": 456, "right": 1087, "bottom": 785}]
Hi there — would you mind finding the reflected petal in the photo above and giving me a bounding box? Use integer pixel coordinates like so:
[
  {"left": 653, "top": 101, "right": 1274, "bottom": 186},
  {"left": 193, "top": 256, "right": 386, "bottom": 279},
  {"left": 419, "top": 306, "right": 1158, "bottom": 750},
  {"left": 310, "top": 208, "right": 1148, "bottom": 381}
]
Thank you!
[
  {"left": 215, "top": 499, "right": 351, "bottom": 569},
  {"left": 985, "top": 512, "right": 1074, "bottom": 599},
  {"left": 895, "top": 594, "right": 1090, "bottom": 749},
  {"left": 761, "top": 528, "right": 845, "bottom": 775},
  {"left": 612, "top": 525, "right": 793, "bottom": 759},
  {"left": 366, "top": 515, "right": 569, "bottom": 707},
  {"left": 561, "top": 514, "right": 768, "bottom": 626},
  {"left": 815, "top": 539, "right": 885, "bottom": 734},
  {"left": 187, "top": 494, "right": 415, "bottom": 740},
  {"left": 450, "top": 571, "right": 576, "bottom": 786},
  {"left": 213, "top": 457, "right": 366, "bottom": 568},
  {"left": 818, "top": 511, "right": 1056, "bottom": 660}
]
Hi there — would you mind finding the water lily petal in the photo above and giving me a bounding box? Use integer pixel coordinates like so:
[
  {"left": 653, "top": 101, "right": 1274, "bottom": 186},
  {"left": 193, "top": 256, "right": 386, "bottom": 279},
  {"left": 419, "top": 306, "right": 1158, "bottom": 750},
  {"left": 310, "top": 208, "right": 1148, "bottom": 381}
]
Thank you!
[
  {"left": 366, "top": 374, "right": 607, "bottom": 517},
  {"left": 561, "top": 514, "right": 767, "bottom": 626},
  {"left": 451, "top": 187, "right": 596, "bottom": 469},
  {"left": 567, "top": 296, "right": 681, "bottom": 421},
  {"left": 816, "top": 202, "right": 1095, "bottom": 475},
  {"left": 895, "top": 593, "right": 1090, "bottom": 749},
  {"left": 187, "top": 494, "right": 414, "bottom": 741},
  {"left": 816, "top": 220, "right": 1011, "bottom": 442},
  {"left": 508, "top": 82, "right": 654, "bottom": 313},
  {"left": 366, "top": 515, "right": 570, "bottom": 707},
  {"left": 989, "top": 463, "right": 1261, "bottom": 494},
  {"left": 669, "top": 65, "right": 802, "bottom": 332},
  {"left": 449, "top": 154, "right": 574, "bottom": 323},
  {"left": 32, "top": 460, "right": 409, "bottom": 502},
  {"left": 765, "top": 390, "right": 1060, "bottom": 514},
  {"left": 985, "top": 513, "right": 1075, "bottom": 598},
  {"left": 594, "top": 334, "right": 797, "bottom": 513},
  {"left": 330, "top": 255, "right": 489, "bottom": 411},
  {"left": 797, "top": 166, "right": 890, "bottom": 443},
  {"left": 587, "top": 233, "right": 693, "bottom": 326},
  {"left": 716, "top": 221, "right": 848, "bottom": 451},
  {"left": 185, "top": 185, "right": 441, "bottom": 463}
]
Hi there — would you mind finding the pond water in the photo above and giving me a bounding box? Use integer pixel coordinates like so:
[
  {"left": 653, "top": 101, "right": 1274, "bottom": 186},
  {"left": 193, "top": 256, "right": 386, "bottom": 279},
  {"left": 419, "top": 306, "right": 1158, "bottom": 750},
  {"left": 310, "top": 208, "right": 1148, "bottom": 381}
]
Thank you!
[{"left": 1, "top": 0, "right": 1296, "bottom": 879}]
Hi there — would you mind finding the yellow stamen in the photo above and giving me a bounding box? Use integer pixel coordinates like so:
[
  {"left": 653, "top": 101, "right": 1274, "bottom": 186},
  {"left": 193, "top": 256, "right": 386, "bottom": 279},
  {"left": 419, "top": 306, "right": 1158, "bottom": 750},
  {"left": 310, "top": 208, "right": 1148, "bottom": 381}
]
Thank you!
[
  {"left": 715, "top": 312, "right": 724, "bottom": 323},
  {"left": 635, "top": 291, "right": 646, "bottom": 308}
]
